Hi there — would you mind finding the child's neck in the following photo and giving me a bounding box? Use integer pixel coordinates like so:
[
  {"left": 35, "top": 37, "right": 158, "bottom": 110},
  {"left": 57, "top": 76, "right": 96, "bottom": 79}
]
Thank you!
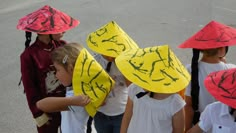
[
  {"left": 38, "top": 35, "right": 51, "bottom": 44},
  {"left": 201, "top": 56, "right": 221, "bottom": 64},
  {"left": 152, "top": 93, "right": 172, "bottom": 100}
]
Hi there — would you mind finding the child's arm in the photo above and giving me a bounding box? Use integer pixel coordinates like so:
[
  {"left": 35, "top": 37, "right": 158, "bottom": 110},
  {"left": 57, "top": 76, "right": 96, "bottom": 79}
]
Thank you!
[
  {"left": 184, "top": 95, "right": 194, "bottom": 132},
  {"left": 120, "top": 97, "right": 133, "bottom": 133},
  {"left": 36, "top": 95, "right": 90, "bottom": 112},
  {"left": 187, "top": 103, "right": 212, "bottom": 133},
  {"left": 172, "top": 107, "right": 185, "bottom": 133},
  {"left": 186, "top": 123, "right": 203, "bottom": 133}
]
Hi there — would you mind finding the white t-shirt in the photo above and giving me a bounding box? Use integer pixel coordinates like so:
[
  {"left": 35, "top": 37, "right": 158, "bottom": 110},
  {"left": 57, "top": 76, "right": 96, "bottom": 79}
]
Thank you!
[
  {"left": 94, "top": 54, "right": 128, "bottom": 116},
  {"left": 61, "top": 87, "right": 89, "bottom": 133},
  {"left": 199, "top": 102, "right": 236, "bottom": 133},
  {"left": 127, "top": 84, "right": 186, "bottom": 133},
  {"left": 185, "top": 61, "right": 236, "bottom": 112}
]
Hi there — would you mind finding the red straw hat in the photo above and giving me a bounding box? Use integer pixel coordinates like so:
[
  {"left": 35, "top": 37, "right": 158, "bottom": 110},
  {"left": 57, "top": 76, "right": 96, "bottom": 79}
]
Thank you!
[
  {"left": 17, "top": 5, "right": 79, "bottom": 34},
  {"left": 179, "top": 21, "right": 236, "bottom": 49},
  {"left": 204, "top": 68, "right": 236, "bottom": 108}
]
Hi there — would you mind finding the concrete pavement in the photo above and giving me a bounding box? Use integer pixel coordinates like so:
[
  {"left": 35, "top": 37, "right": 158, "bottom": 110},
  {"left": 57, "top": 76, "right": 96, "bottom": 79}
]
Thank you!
[{"left": 0, "top": 0, "right": 236, "bottom": 132}]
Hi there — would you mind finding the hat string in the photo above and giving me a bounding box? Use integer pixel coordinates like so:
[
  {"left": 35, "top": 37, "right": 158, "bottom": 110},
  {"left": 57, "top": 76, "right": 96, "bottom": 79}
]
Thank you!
[
  {"left": 136, "top": 91, "right": 149, "bottom": 98},
  {"left": 136, "top": 92, "right": 154, "bottom": 98},
  {"left": 49, "top": 34, "right": 57, "bottom": 49},
  {"left": 229, "top": 107, "right": 236, "bottom": 122},
  {"left": 105, "top": 62, "right": 112, "bottom": 72}
]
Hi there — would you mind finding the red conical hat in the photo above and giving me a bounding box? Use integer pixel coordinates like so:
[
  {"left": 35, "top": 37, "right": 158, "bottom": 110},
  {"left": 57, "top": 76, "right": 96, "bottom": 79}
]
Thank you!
[
  {"left": 17, "top": 5, "right": 79, "bottom": 34},
  {"left": 179, "top": 21, "right": 236, "bottom": 49},
  {"left": 204, "top": 68, "right": 236, "bottom": 108}
]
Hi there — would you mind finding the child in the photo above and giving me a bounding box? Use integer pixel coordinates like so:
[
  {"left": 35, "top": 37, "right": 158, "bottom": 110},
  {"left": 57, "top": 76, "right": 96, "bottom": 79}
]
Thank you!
[
  {"left": 37, "top": 42, "right": 114, "bottom": 133},
  {"left": 86, "top": 21, "right": 138, "bottom": 133},
  {"left": 187, "top": 68, "right": 236, "bottom": 133},
  {"left": 116, "top": 45, "right": 191, "bottom": 133},
  {"left": 36, "top": 43, "right": 90, "bottom": 133},
  {"left": 178, "top": 20, "right": 236, "bottom": 131},
  {"left": 17, "top": 5, "right": 79, "bottom": 133}
]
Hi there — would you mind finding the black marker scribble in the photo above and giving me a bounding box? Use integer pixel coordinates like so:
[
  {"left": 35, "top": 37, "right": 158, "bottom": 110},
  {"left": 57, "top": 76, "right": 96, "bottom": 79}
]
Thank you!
[
  {"left": 80, "top": 52, "right": 88, "bottom": 77},
  {"left": 20, "top": 6, "right": 75, "bottom": 33},
  {"left": 195, "top": 23, "right": 236, "bottom": 42},
  {"left": 125, "top": 46, "right": 188, "bottom": 87},
  {"left": 209, "top": 70, "right": 236, "bottom": 99},
  {"left": 88, "top": 21, "right": 137, "bottom": 56}
]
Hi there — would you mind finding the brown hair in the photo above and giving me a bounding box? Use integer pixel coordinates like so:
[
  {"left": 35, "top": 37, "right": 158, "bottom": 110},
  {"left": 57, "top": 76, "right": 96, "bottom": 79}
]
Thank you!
[{"left": 51, "top": 42, "right": 83, "bottom": 71}]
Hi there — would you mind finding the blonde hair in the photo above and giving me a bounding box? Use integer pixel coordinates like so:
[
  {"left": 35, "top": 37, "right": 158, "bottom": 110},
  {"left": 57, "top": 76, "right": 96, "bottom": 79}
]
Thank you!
[{"left": 51, "top": 42, "right": 83, "bottom": 71}]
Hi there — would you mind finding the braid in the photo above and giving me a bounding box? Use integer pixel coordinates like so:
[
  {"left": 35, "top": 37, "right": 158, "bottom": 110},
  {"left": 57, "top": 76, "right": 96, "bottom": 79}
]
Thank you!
[
  {"left": 19, "top": 31, "right": 32, "bottom": 88},
  {"left": 191, "top": 48, "right": 200, "bottom": 111},
  {"left": 25, "top": 31, "right": 32, "bottom": 49}
]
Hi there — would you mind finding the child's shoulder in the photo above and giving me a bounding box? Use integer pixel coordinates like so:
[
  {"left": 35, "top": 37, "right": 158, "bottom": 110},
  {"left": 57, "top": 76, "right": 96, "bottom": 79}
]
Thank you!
[
  {"left": 20, "top": 43, "right": 39, "bottom": 57},
  {"left": 129, "top": 83, "right": 143, "bottom": 91},
  {"left": 93, "top": 54, "right": 103, "bottom": 61},
  {"left": 171, "top": 94, "right": 185, "bottom": 103},
  {"left": 203, "top": 101, "right": 227, "bottom": 115},
  {"left": 207, "top": 101, "right": 225, "bottom": 109},
  {"left": 128, "top": 84, "right": 145, "bottom": 98},
  {"left": 224, "top": 63, "right": 236, "bottom": 68}
]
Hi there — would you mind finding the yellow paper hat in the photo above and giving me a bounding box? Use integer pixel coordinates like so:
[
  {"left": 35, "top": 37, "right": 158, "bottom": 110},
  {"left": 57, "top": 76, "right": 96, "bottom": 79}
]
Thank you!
[
  {"left": 115, "top": 45, "right": 190, "bottom": 93},
  {"left": 73, "top": 48, "right": 115, "bottom": 117},
  {"left": 87, "top": 21, "right": 139, "bottom": 57}
]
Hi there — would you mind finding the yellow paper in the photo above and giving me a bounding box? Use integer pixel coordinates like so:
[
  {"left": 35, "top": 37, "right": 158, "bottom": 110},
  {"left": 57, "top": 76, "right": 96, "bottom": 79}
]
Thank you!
[
  {"left": 73, "top": 48, "right": 115, "bottom": 117},
  {"left": 87, "top": 21, "right": 139, "bottom": 57},
  {"left": 115, "top": 45, "right": 190, "bottom": 93}
]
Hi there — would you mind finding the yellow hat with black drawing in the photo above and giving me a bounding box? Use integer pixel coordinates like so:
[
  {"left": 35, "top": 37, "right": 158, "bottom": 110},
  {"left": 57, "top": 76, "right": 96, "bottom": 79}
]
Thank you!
[
  {"left": 115, "top": 45, "right": 190, "bottom": 93},
  {"left": 73, "top": 48, "right": 115, "bottom": 117},
  {"left": 87, "top": 21, "right": 139, "bottom": 57}
]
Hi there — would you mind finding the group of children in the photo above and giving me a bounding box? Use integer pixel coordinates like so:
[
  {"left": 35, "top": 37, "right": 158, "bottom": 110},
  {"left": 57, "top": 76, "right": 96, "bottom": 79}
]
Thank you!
[{"left": 18, "top": 5, "right": 236, "bottom": 133}]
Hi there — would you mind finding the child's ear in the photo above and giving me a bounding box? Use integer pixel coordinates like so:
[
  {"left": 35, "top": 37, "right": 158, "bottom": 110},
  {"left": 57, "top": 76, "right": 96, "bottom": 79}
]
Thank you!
[{"left": 218, "top": 47, "right": 227, "bottom": 58}]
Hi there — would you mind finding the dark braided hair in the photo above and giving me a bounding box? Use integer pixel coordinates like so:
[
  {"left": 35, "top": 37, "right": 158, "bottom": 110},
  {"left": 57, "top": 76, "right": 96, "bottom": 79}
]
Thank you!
[
  {"left": 19, "top": 31, "right": 32, "bottom": 87},
  {"left": 25, "top": 31, "right": 32, "bottom": 49},
  {"left": 191, "top": 48, "right": 200, "bottom": 111}
]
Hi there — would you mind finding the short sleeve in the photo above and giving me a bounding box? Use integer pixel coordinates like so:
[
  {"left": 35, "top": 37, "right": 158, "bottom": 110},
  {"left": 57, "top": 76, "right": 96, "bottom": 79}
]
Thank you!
[
  {"left": 171, "top": 94, "right": 186, "bottom": 115},
  {"left": 185, "top": 64, "right": 191, "bottom": 96},
  {"left": 198, "top": 104, "right": 212, "bottom": 132},
  {"left": 225, "top": 63, "right": 236, "bottom": 69},
  {"left": 66, "top": 89, "right": 85, "bottom": 112},
  {"left": 94, "top": 54, "right": 107, "bottom": 69},
  {"left": 128, "top": 84, "right": 143, "bottom": 101},
  {"left": 69, "top": 105, "right": 84, "bottom": 112}
]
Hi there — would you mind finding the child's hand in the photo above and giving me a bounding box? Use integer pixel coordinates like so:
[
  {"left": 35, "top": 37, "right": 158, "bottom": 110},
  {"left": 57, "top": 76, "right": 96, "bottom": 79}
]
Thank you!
[{"left": 69, "top": 95, "right": 91, "bottom": 106}]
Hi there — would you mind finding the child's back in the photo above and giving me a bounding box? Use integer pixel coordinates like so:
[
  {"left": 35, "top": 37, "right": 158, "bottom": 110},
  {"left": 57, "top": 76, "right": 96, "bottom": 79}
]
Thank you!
[
  {"left": 116, "top": 45, "right": 190, "bottom": 133},
  {"left": 178, "top": 21, "right": 236, "bottom": 130},
  {"left": 127, "top": 84, "right": 185, "bottom": 133},
  {"left": 185, "top": 61, "right": 236, "bottom": 112}
]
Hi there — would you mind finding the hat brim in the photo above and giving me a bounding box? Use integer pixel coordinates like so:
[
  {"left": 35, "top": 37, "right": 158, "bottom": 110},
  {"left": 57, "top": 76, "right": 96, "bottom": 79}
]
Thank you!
[
  {"left": 179, "top": 21, "right": 236, "bottom": 49},
  {"left": 73, "top": 48, "right": 114, "bottom": 116},
  {"left": 204, "top": 68, "right": 236, "bottom": 108},
  {"left": 115, "top": 45, "right": 190, "bottom": 93},
  {"left": 17, "top": 5, "right": 79, "bottom": 34}
]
